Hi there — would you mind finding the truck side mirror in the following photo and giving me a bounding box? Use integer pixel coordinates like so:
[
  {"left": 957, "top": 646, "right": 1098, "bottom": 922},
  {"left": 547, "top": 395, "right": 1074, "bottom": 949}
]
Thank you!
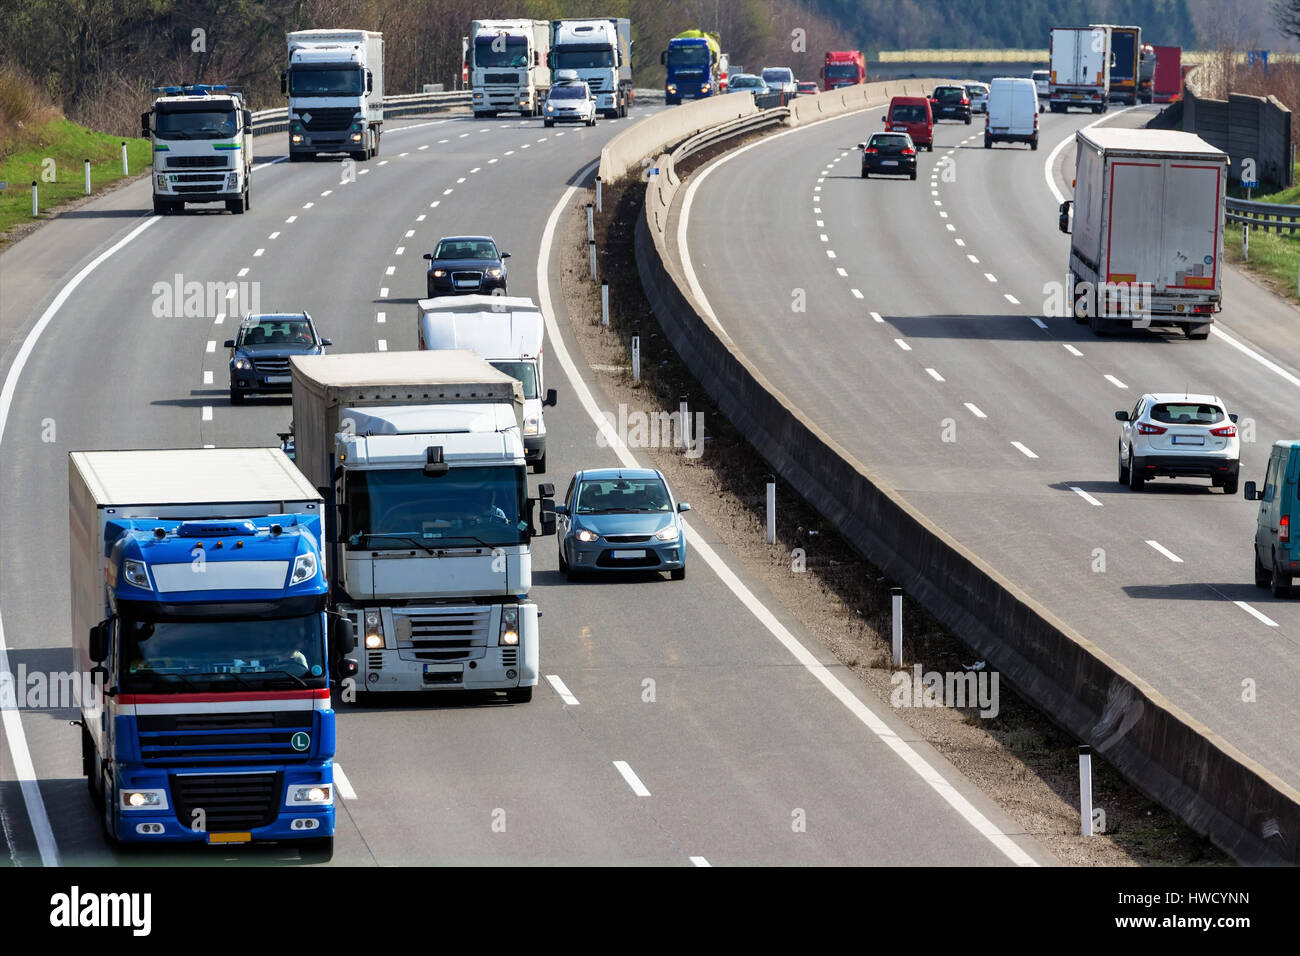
[
  {"left": 140, "top": 111, "right": 150, "bottom": 138},
  {"left": 540, "top": 506, "right": 557, "bottom": 537},
  {"left": 544, "top": 388, "right": 557, "bottom": 407},
  {"left": 332, "top": 616, "right": 355, "bottom": 655},
  {"left": 366, "top": 70, "right": 373, "bottom": 93},
  {"left": 1058, "top": 200, "right": 1073, "bottom": 234},
  {"left": 280, "top": 71, "right": 288, "bottom": 95},
  {"left": 534, "top": 51, "right": 540, "bottom": 66},
  {"left": 243, "top": 109, "right": 252, "bottom": 129},
  {"left": 660, "top": 51, "right": 666, "bottom": 65},
  {"left": 538, "top": 482, "right": 555, "bottom": 498},
  {"left": 1244, "top": 481, "right": 1259, "bottom": 500},
  {"left": 89, "top": 621, "right": 110, "bottom": 664}
]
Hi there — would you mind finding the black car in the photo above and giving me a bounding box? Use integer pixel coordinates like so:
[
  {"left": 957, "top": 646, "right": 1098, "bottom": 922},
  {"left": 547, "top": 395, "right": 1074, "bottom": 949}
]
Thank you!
[
  {"left": 930, "top": 85, "right": 971, "bottom": 123},
  {"left": 226, "top": 312, "right": 331, "bottom": 405},
  {"left": 859, "top": 132, "right": 917, "bottom": 179},
  {"left": 423, "top": 235, "right": 510, "bottom": 297}
]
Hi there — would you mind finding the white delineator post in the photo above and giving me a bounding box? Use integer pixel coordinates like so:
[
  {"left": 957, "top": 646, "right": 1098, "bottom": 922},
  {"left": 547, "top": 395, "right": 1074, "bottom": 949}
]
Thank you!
[
  {"left": 601, "top": 282, "right": 609, "bottom": 327},
  {"left": 1079, "top": 745, "right": 1094, "bottom": 836},
  {"left": 631, "top": 335, "right": 640, "bottom": 382},
  {"left": 765, "top": 475, "right": 776, "bottom": 545},
  {"left": 84, "top": 159, "right": 91, "bottom": 195},
  {"left": 121, "top": 142, "right": 128, "bottom": 176},
  {"left": 32, "top": 180, "right": 38, "bottom": 217},
  {"left": 891, "top": 587, "right": 903, "bottom": 667},
  {"left": 588, "top": 240, "right": 596, "bottom": 280},
  {"left": 587, "top": 203, "right": 594, "bottom": 242},
  {"left": 595, "top": 176, "right": 602, "bottom": 212}
]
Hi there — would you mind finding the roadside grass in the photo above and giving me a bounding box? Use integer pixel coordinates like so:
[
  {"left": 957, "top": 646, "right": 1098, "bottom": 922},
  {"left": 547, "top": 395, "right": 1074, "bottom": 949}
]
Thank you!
[
  {"left": 0, "top": 117, "right": 151, "bottom": 243},
  {"left": 1226, "top": 226, "right": 1300, "bottom": 302},
  {"left": 1226, "top": 163, "right": 1300, "bottom": 203}
]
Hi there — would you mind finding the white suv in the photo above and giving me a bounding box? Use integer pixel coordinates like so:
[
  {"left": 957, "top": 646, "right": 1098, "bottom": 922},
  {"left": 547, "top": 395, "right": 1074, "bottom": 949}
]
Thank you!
[{"left": 1115, "top": 393, "right": 1240, "bottom": 493}]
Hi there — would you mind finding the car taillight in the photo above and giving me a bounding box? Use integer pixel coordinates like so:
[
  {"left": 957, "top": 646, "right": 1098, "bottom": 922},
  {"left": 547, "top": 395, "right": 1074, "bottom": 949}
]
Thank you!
[
  {"left": 1136, "top": 422, "right": 1166, "bottom": 435},
  {"left": 1210, "top": 424, "right": 1236, "bottom": 437},
  {"left": 901, "top": 147, "right": 914, "bottom": 155},
  {"left": 865, "top": 147, "right": 877, "bottom": 153},
  {"left": 1281, "top": 515, "right": 1291, "bottom": 544},
  {"left": 961, "top": 97, "right": 969, "bottom": 105}
]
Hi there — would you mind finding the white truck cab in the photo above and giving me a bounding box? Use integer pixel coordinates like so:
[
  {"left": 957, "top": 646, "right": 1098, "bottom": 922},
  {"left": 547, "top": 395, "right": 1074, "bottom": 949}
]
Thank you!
[{"left": 142, "top": 84, "right": 252, "bottom": 215}]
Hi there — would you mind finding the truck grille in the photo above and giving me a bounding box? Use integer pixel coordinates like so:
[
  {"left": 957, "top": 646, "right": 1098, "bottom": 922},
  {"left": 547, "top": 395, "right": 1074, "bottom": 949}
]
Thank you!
[
  {"left": 485, "top": 73, "right": 518, "bottom": 84},
  {"left": 170, "top": 771, "right": 282, "bottom": 831},
  {"left": 300, "top": 108, "right": 356, "bottom": 132},
  {"left": 167, "top": 155, "right": 228, "bottom": 169},
  {"left": 395, "top": 607, "right": 491, "bottom": 662},
  {"left": 138, "top": 712, "right": 314, "bottom": 764},
  {"left": 587, "top": 78, "right": 607, "bottom": 91},
  {"left": 171, "top": 173, "right": 226, "bottom": 184}
]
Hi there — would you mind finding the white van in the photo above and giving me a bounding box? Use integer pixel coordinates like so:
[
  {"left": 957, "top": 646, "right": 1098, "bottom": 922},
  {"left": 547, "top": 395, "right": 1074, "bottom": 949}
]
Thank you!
[
  {"left": 985, "top": 77, "right": 1039, "bottom": 149},
  {"left": 417, "top": 294, "right": 557, "bottom": 472}
]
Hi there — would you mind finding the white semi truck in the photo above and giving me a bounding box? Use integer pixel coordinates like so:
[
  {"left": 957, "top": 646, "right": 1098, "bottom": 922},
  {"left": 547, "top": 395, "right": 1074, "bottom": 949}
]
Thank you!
[
  {"left": 1049, "top": 25, "right": 1110, "bottom": 113},
  {"left": 1059, "top": 128, "right": 1228, "bottom": 339},
  {"left": 417, "top": 295, "right": 557, "bottom": 473},
  {"left": 551, "top": 18, "right": 633, "bottom": 118},
  {"left": 284, "top": 29, "right": 384, "bottom": 161},
  {"left": 289, "top": 350, "right": 557, "bottom": 701},
  {"left": 141, "top": 84, "right": 252, "bottom": 215},
  {"left": 470, "top": 19, "right": 552, "bottom": 117}
]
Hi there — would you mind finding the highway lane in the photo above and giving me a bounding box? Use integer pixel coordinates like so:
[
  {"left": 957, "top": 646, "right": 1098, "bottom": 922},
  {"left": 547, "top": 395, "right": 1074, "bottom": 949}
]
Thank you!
[
  {"left": 680, "top": 104, "right": 1300, "bottom": 791},
  {"left": 0, "top": 110, "right": 1048, "bottom": 866}
]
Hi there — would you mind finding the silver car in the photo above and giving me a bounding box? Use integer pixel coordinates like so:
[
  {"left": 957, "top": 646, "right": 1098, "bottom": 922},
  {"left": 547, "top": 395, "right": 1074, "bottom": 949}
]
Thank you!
[
  {"left": 555, "top": 467, "right": 691, "bottom": 580},
  {"left": 544, "top": 79, "right": 596, "bottom": 127},
  {"left": 963, "top": 81, "right": 989, "bottom": 113}
]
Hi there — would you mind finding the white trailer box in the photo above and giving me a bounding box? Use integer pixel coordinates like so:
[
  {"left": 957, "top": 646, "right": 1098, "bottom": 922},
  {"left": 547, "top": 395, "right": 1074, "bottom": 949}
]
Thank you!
[
  {"left": 1049, "top": 25, "right": 1110, "bottom": 113},
  {"left": 1062, "top": 128, "right": 1228, "bottom": 338},
  {"left": 470, "top": 19, "right": 552, "bottom": 116}
]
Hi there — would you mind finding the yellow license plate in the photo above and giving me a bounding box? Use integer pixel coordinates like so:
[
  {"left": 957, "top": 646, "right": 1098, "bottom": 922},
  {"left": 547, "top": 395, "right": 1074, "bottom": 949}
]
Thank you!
[{"left": 208, "top": 832, "right": 252, "bottom": 844}]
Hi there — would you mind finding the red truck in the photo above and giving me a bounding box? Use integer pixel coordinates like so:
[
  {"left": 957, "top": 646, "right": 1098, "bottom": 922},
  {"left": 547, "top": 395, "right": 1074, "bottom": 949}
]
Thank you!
[
  {"left": 821, "top": 51, "right": 864, "bottom": 90},
  {"left": 1152, "top": 45, "right": 1182, "bottom": 103}
]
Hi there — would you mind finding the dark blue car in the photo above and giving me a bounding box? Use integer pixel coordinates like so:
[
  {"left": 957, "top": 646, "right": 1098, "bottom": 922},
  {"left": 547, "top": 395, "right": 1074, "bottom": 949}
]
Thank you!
[
  {"left": 226, "top": 312, "right": 330, "bottom": 405},
  {"left": 554, "top": 468, "right": 690, "bottom": 581}
]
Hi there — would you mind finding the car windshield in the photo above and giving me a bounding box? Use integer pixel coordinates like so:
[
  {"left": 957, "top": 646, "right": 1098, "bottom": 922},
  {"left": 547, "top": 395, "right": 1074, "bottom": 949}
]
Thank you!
[
  {"left": 550, "top": 85, "right": 587, "bottom": 100},
  {"left": 435, "top": 239, "right": 499, "bottom": 260},
  {"left": 238, "top": 318, "right": 315, "bottom": 349},
  {"left": 891, "top": 105, "right": 926, "bottom": 122},
  {"left": 1150, "top": 403, "right": 1224, "bottom": 425},
  {"left": 345, "top": 465, "right": 528, "bottom": 548},
  {"left": 289, "top": 66, "right": 364, "bottom": 96},
  {"left": 762, "top": 70, "right": 792, "bottom": 84},
  {"left": 734, "top": 77, "right": 763, "bottom": 88},
  {"left": 154, "top": 108, "right": 237, "bottom": 140},
  {"left": 119, "top": 603, "right": 326, "bottom": 693},
  {"left": 966, "top": 85, "right": 988, "bottom": 96},
  {"left": 474, "top": 36, "right": 528, "bottom": 68},
  {"left": 871, "top": 135, "right": 909, "bottom": 149},
  {"left": 490, "top": 360, "right": 538, "bottom": 399},
  {"left": 575, "top": 477, "right": 672, "bottom": 514}
]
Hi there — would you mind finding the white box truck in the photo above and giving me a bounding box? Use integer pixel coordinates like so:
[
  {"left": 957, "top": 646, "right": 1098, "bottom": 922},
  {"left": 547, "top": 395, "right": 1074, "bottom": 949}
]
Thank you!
[
  {"left": 551, "top": 18, "right": 633, "bottom": 118},
  {"left": 1059, "top": 128, "right": 1228, "bottom": 339},
  {"left": 417, "top": 295, "right": 557, "bottom": 473},
  {"left": 1049, "top": 25, "right": 1110, "bottom": 113},
  {"left": 284, "top": 29, "right": 383, "bottom": 161},
  {"left": 142, "top": 84, "right": 253, "bottom": 215},
  {"left": 470, "top": 19, "right": 552, "bottom": 117},
  {"left": 289, "top": 350, "right": 557, "bottom": 700}
]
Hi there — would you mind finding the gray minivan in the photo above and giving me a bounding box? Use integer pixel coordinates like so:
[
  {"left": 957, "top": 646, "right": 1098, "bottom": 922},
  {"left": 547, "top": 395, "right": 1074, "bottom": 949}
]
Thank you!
[{"left": 1244, "top": 440, "right": 1300, "bottom": 596}]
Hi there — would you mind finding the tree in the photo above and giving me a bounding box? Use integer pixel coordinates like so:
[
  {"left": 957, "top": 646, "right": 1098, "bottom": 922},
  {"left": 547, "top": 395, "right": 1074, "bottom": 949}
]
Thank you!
[{"left": 1276, "top": 0, "right": 1300, "bottom": 42}]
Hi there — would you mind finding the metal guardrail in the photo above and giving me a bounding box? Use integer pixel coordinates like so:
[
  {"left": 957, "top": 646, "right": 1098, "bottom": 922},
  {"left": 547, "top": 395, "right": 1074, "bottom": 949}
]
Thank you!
[
  {"left": 671, "top": 106, "right": 792, "bottom": 165},
  {"left": 1226, "top": 196, "right": 1300, "bottom": 233},
  {"left": 250, "top": 90, "right": 472, "bottom": 136}
]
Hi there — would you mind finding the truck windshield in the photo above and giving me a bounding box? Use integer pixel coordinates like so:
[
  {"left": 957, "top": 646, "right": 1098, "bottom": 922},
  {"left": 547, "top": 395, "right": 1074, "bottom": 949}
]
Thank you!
[
  {"left": 825, "top": 65, "right": 859, "bottom": 79},
  {"left": 475, "top": 36, "right": 529, "bottom": 68},
  {"left": 490, "top": 361, "right": 539, "bottom": 398},
  {"left": 554, "top": 47, "right": 614, "bottom": 69},
  {"left": 667, "top": 46, "right": 711, "bottom": 68},
  {"left": 154, "top": 108, "right": 238, "bottom": 140},
  {"left": 289, "top": 66, "right": 364, "bottom": 96},
  {"left": 346, "top": 465, "right": 528, "bottom": 548},
  {"left": 119, "top": 604, "right": 326, "bottom": 693}
]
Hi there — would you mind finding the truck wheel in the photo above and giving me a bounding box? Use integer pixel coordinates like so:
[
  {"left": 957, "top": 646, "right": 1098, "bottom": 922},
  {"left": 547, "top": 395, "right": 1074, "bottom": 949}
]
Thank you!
[
  {"left": 297, "top": 836, "right": 334, "bottom": 862},
  {"left": 1071, "top": 272, "right": 1089, "bottom": 323},
  {"left": 243, "top": 182, "right": 250, "bottom": 212},
  {"left": 226, "top": 193, "right": 246, "bottom": 214},
  {"left": 152, "top": 198, "right": 166, "bottom": 215},
  {"left": 534, "top": 452, "right": 547, "bottom": 474},
  {"left": 101, "top": 770, "right": 119, "bottom": 848},
  {"left": 350, "top": 149, "right": 367, "bottom": 163},
  {"left": 289, "top": 152, "right": 305, "bottom": 163},
  {"left": 1255, "top": 549, "right": 1270, "bottom": 588},
  {"left": 506, "top": 686, "right": 533, "bottom": 703},
  {"left": 965, "top": 115, "right": 971, "bottom": 125},
  {"left": 370, "top": 132, "right": 380, "bottom": 158},
  {"left": 1186, "top": 323, "right": 1211, "bottom": 340}
]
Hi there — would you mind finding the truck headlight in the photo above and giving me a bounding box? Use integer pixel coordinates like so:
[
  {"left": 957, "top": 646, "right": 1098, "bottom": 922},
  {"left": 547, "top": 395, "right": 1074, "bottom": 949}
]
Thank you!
[
  {"left": 350, "top": 132, "right": 363, "bottom": 142},
  {"left": 289, "top": 784, "right": 332, "bottom": 805},
  {"left": 226, "top": 172, "right": 239, "bottom": 189},
  {"left": 291, "top": 133, "right": 303, "bottom": 143},
  {"left": 289, "top": 552, "right": 317, "bottom": 586},
  {"left": 523, "top": 415, "right": 539, "bottom": 436},
  {"left": 364, "top": 610, "right": 384, "bottom": 648},
  {"left": 499, "top": 605, "right": 519, "bottom": 646},
  {"left": 156, "top": 174, "right": 167, "bottom": 189},
  {"left": 123, "top": 559, "right": 150, "bottom": 588},
  {"left": 121, "top": 788, "right": 167, "bottom": 810},
  {"left": 667, "top": 84, "right": 677, "bottom": 94},
  {"left": 474, "top": 91, "right": 484, "bottom": 100},
  {"left": 576, "top": 529, "right": 599, "bottom": 543},
  {"left": 654, "top": 524, "right": 680, "bottom": 542},
  {"left": 701, "top": 83, "right": 711, "bottom": 93}
]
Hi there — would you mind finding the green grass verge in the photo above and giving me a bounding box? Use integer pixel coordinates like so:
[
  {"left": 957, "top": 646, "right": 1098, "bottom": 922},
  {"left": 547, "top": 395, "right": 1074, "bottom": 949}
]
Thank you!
[
  {"left": 1227, "top": 163, "right": 1300, "bottom": 203},
  {"left": 1225, "top": 226, "right": 1300, "bottom": 302},
  {"left": 0, "top": 118, "right": 151, "bottom": 240}
]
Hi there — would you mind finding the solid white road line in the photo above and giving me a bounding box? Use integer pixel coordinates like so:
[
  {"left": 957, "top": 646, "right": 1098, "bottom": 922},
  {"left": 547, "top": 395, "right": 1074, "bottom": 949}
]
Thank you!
[
  {"left": 964, "top": 402, "right": 987, "bottom": 418},
  {"left": 546, "top": 674, "right": 580, "bottom": 706},
  {"left": 1105, "top": 374, "right": 1128, "bottom": 389},
  {"left": 333, "top": 764, "right": 358, "bottom": 800},
  {"left": 1235, "top": 601, "right": 1278, "bottom": 627},
  {"left": 559, "top": 143, "right": 1037, "bottom": 867},
  {"left": 1044, "top": 106, "right": 1139, "bottom": 203},
  {"left": 613, "top": 761, "right": 651, "bottom": 797},
  {"left": 1212, "top": 324, "right": 1300, "bottom": 388},
  {"left": 1070, "top": 486, "right": 1103, "bottom": 507},
  {"left": 925, "top": 368, "right": 945, "bottom": 382},
  {"left": 1011, "top": 441, "right": 1039, "bottom": 459},
  {"left": 1145, "top": 540, "right": 1184, "bottom": 563}
]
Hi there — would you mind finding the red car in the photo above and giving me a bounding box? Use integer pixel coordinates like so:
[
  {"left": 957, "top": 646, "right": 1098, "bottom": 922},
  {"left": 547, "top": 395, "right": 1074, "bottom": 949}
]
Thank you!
[
  {"left": 884, "top": 95, "right": 933, "bottom": 151},
  {"left": 796, "top": 80, "right": 819, "bottom": 95}
]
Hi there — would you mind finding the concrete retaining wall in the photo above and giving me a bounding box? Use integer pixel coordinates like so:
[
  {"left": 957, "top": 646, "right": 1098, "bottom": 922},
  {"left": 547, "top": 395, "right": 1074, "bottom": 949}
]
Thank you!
[{"left": 633, "top": 87, "right": 1300, "bottom": 865}]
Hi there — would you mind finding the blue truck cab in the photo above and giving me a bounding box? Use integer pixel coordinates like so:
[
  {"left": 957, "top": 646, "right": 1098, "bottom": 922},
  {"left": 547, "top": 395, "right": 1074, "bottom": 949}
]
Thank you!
[
  {"left": 1245, "top": 440, "right": 1300, "bottom": 597},
  {"left": 662, "top": 34, "right": 719, "bottom": 104},
  {"left": 70, "top": 448, "right": 351, "bottom": 859}
]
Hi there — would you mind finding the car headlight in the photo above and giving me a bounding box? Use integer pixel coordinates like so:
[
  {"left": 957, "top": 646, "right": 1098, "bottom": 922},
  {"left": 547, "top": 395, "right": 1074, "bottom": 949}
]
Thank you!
[
  {"left": 232, "top": 357, "right": 251, "bottom": 370},
  {"left": 499, "top": 605, "right": 519, "bottom": 646},
  {"left": 289, "top": 784, "right": 332, "bottom": 805},
  {"left": 546, "top": 103, "right": 555, "bottom": 112},
  {"left": 654, "top": 524, "right": 680, "bottom": 542},
  {"left": 486, "top": 267, "right": 503, "bottom": 277},
  {"left": 576, "top": 529, "right": 599, "bottom": 543},
  {"left": 364, "top": 610, "right": 384, "bottom": 649},
  {"left": 432, "top": 269, "right": 446, "bottom": 278},
  {"left": 289, "top": 551, "right": 317, "bottom": 586},
  {"left": 523, "top": 415, "right": 539, "bottom": 436},
  {"left": 121, "top": 788, "right": 167, "bottom": 810},
  {"left": 123, "top": 559, "right": 150, "bottom": 589}
]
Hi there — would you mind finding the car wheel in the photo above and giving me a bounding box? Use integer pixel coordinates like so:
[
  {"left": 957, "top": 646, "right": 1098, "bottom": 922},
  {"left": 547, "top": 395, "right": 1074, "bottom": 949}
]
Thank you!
[
  {"left": 506, "top": 686, "right": 533, "bottom": 703},
  {"left": 984, "top": 135, "right": 991, "bottom": 148},
  {"left": 230, "top": 390, "right": 245, "bottom": 406},
  {"left": 671, "top": 566, "right": 686, "bottom": 581},
  {"left": 558, "top": 541, "right": 569, "bottom": 572},
  {"left": 909, "top": 170, "right": 917, "bottom": 180},
  {"left": 861, "top": 169, "right": 868, "bottom": 179},
  {"left": 1128, "top": 454, "right": 1145, "bottom": 491},
  {"left": 1223, "top": 475, "right": 1239, "bottom": 495},
  {"left": 1255, "top": 548, "right": 1270, "bottom": 588},
  {"left": 965, "top": 115, "right": 971, "bottom": 125},
  {"left": 1118, "top": 443, "right": 1130, "bottom": 484},
  {"left": 1031, "top": 136, "right": 1039, "bottom": 151},
  {"left": 1271, "top": 555, "right": 1292, "bottom": 598},
  {"left": 544, "top": 119, "right": 553, "bottom": 128}
]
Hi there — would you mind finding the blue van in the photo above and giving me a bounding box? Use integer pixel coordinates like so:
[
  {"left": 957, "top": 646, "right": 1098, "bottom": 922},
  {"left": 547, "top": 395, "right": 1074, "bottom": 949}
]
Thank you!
[{"left": 1244, "top": 440, "right": 1300, "bottom": 597}]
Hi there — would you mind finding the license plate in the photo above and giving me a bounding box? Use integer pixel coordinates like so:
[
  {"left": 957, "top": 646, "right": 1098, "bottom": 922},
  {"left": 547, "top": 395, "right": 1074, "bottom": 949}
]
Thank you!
[
  {"left": 1172, "top": 436, "right": 1204, "bottom": 445},
  {"left": 883, "top": 160, "right": 898, "bottom": 166},
  {"left": 424, "top": 663, "right": 457, "bottom": 673},
  {"left": 611, "top": 549, "right": 646, "bottom": 559},
  {"left": 208, "top": 832, "right": 251, "bottom": 844},
  {"left": 455, "top": 279, "right": 479, "bottom": 288},
  {"left": 266, "top": 375, "right": 291, "bottom": 384}
]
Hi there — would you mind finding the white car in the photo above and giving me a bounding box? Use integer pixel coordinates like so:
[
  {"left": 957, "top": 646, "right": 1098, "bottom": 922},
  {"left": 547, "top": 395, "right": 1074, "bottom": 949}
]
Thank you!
[
  {"left": 1032, "top": 70, "right": 1050, "bottom": 99},
  {"left": 760, "top": 66, "right": 797, "bottom": 94},
  {"left": 1115, "top": 393, "right": 1241, "bottom": 493},
  {"left": 544, "top": 78, "right": 596, "bottom": 127},
  {"left": 962, "top": 81, "right": 989, "bottom": 113}
]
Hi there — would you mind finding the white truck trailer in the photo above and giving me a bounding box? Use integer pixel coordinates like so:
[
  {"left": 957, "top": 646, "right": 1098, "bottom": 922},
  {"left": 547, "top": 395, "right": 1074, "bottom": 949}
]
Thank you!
[
  {"left": 289, "top": 350, "right": 557, "bottom": 701},
  {"left": 470, "top": 19, "right": 552, "bottom": 117},
  {"left": 284, "top": 29, "right": 384, "bottom": 161},
  {"left": 142, "top": 84, "right": 252, "bottom": 215},
  {"left": 417, "top": 295, "right": 557, "bottom": 473},
  {"left": 1059, "top": 128, "right": 1228, "bottom": 339},
  {"left": 1049, "top": 25, "right": 1110, "bottom": 113}
]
